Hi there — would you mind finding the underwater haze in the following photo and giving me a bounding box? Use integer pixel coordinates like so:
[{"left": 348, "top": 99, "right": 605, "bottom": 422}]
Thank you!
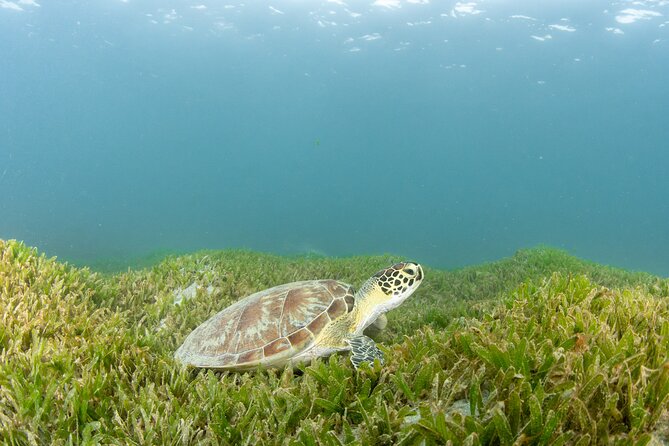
[{"left": 1, "top": 0, "right": 668, "bottom": 275}]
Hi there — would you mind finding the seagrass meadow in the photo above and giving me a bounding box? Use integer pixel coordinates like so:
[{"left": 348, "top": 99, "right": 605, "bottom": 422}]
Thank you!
[{"left": 1, "top": 239, "right": 668, "bottom": 445}]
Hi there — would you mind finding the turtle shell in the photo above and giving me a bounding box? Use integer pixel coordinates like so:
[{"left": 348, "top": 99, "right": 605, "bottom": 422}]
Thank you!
[{"left": 174, "top": 280, "right": 355, "bottom": 369}]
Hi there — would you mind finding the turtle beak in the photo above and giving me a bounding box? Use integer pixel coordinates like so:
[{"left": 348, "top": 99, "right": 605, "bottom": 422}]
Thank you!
[{"left": 402, "top": 262, "right": 423, "bottom": 284}]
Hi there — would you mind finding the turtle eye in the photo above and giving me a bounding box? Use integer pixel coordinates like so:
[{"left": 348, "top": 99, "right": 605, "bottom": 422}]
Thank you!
[{"left": 405, "top": 268, "right": 415, "bottom": 276}]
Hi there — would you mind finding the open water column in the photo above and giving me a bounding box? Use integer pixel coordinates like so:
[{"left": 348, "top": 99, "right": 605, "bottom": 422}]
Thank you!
[{"left": 0, "top": 0, "right": 668, "bottom": 274}]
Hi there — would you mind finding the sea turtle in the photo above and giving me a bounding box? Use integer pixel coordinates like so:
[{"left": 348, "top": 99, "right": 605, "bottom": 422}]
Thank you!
[{"left": 174, "top": 262, "right": 424, "bottom": 370}]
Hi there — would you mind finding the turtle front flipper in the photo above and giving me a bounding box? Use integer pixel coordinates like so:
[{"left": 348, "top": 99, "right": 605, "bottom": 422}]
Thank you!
[
  {"left": 363, "top": 314, "right": 387, "bottom": 338},
  {"left": 347, "top": 335, "right": 384, "bottom": 369}
]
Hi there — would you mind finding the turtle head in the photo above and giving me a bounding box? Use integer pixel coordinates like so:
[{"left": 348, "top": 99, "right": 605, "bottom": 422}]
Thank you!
[{"left": 353, "top": 262, "right": 424, "bottom": 335}]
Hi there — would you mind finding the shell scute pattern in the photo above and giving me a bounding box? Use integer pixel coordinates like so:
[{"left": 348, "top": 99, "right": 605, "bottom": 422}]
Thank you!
[
  {"left": 287, "top": 328, "right": 313, "bottom": 347},
  {"left": 327, "top": 298, "right": 347, "bottom": 319},
  {"left": 238, "top": 348, "right": 263, "bottom": 364},
  {"left": 280, "top": 285, "right": 331, "bottom": 336},
  {"left": 175, "top": 279, "right": 354, "bottom": 368},
  {"left": 234, "top": 291, "right": 285, "bottom": 351},
  {"left": 306, "top": 311, "right": 331, "bottom": 334}
]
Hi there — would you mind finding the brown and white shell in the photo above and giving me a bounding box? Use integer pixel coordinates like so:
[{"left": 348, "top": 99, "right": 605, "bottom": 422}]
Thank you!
[{"left": 174, "top": 280, "right": 355, "bottom": 370}]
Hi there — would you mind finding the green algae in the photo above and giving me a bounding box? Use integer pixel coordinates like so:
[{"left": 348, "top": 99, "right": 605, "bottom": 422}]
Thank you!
[{"left": 1, "top": 239, "right": 668, "bottom": 445}]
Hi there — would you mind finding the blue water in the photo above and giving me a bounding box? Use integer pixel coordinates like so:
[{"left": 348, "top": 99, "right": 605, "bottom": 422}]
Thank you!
[{"left": 1, "top": 0, "right": 668, "bottom": 275}]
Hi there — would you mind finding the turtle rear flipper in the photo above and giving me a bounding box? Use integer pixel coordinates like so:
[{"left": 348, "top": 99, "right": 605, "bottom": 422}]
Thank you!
[{"left": 347, "top": 335, "right": 384, "bottom": 369}]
